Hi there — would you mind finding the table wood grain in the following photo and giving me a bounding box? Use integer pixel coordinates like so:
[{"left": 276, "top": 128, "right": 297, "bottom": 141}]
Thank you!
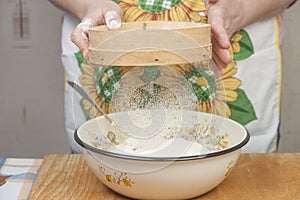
[{"left": 28, "top": 153, "right": 300, "bottom": 200}]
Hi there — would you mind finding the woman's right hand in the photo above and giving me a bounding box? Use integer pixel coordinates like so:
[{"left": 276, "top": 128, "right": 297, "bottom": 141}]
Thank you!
[{"left": 71, "top": 0, "right": 123, "bottom": 59}]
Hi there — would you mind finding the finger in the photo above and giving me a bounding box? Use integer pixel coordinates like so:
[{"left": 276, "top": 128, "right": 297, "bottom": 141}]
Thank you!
[
  {"left": 212, "top": 48, "right": 227, "bottom": 71},
  {"left": 71, "top": 19, "right": 96, "bottom": 59},
  {"left": 208, "top": 12, "right": 231, "bottom": 49},
  {"left": 71, "top": 26, "right": 89, "bottom": 58},
  {"left": 212, "top": 36, "right": 232, "bottom": 64},
  {"left": 210, "top": 24, "right": 230, "bottom": 49},
  {"left": 104, "top": 10, "right": 122, "bottom": 30}
]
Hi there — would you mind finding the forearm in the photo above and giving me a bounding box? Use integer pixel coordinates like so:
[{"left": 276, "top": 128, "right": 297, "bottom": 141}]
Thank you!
[
  {"left": 49, "top": 0, "right": 98, "bottom": 20},
  {"left": 238, "top": 0, "right": 296, "bottom": 30}
]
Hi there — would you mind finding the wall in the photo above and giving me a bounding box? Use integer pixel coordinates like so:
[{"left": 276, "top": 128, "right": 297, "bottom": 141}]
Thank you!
[
  {"left": 0, "top": 1, "right": 299, "bottom": 158},
  {"left": 0, "top": 0, "right": 70, "bottom": 157},
  {"left": 278, "top": 2, "right": 300, "bottom": 152}
]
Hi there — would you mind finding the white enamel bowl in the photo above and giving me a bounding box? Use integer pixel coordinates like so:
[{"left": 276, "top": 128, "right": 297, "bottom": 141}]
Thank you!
[{"left": 74, "top": 109, "right": 249, "bottom": 199}]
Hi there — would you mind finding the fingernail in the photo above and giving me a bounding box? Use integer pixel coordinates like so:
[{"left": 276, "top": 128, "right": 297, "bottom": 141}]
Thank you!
[
  {"left": 83, "top": 50, "right": 89, "bottom": 60},
  {"left": 77, "top": 19, "right": 94, "bottom": 32},
  {"left": 81, "top": 31, "right": 88, "bottom": 40},
  {"left": 107, "top": 20, "right": 121, "bottom": 30},
  {"left": 105, "top": 10, "right": 121, "bottom": 30},
  {"left": 227, "top": 51, "right": 232, "bottom": 61}
]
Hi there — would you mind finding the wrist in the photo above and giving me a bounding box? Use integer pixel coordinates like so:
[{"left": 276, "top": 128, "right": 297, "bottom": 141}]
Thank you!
[
  {"left": 77, "top": 0, "right": 99, "bottom": 20},
  {"left": 238, "top": 0, "right": 296, "bottom": 29}
]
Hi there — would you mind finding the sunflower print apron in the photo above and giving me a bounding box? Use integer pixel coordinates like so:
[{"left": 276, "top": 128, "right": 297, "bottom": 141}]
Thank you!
[{"left": 61, "top": 0, "right": 281, "bottom": 153}]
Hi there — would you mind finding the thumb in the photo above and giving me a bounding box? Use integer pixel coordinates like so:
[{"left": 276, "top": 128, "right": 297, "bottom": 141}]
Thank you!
[
  {"left": 71, "top": 18, "right": 98, "bottom": 59},
  {"left": 104, "top": 10, "right": 122, "bottom": 30}
]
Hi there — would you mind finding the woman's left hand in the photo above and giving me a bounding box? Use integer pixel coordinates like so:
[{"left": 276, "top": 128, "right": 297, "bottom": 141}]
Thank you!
[{"left": 205, "top": 0, "right": 244, "bottom": 70}]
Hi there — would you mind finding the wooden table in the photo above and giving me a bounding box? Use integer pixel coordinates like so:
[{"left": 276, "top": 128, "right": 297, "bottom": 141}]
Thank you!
[{"left": 28, "top": 153, "right": 300, "bottom": 199}]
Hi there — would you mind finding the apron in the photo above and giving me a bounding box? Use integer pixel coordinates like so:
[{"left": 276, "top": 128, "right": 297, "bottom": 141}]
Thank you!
[{"left": 61, "top": 0, "right": 281, "bottom": 153}]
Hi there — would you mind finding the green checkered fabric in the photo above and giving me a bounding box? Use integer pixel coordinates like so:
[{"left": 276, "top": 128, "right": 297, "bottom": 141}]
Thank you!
[
  {"left": 96, "top": 67, "right": 121, "bottom": 103},
  {"left": 183, "top": 68, "right": 217, "bottom": 102},
  {"left": 138, "top": 0, "right": 181, "bottom": 12}
]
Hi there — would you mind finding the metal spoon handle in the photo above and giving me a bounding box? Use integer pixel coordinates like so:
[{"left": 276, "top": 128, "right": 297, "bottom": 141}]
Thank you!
[{"left": 67, "top": 80, "right": 113, "bottom": 124}]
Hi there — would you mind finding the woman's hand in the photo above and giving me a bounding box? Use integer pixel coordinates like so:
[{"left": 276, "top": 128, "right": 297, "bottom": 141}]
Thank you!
[
  {"left": 205, "top": 0, "right": 242, "bottom": 70},
  {"left": 49, "top": 0, "right": 123, "bottom": 58},
  {"left": 205, "top": 0, "right": 296, "bottom": 70},
  {"left": 72, "top": 0, "right": 123, "bottom": 59}
]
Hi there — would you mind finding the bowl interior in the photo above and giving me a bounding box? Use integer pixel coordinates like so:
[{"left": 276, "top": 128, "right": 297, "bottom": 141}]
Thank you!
[{"left": 76, "top": 109, "right": 249, "bottom": 159}]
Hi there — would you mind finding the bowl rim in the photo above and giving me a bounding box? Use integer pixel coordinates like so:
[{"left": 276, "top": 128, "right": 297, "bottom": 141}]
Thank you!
[{"left": 74, "top": 113, "right": 250, "bottom": 162}]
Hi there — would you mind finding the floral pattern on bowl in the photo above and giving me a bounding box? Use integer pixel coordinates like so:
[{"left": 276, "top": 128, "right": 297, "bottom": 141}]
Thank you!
[
  {"left": 75, "top": 110, "right": 250, "bottom": 199},
  {"left": 97, "top": 165, "right": 135, "bottom": 188}
]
